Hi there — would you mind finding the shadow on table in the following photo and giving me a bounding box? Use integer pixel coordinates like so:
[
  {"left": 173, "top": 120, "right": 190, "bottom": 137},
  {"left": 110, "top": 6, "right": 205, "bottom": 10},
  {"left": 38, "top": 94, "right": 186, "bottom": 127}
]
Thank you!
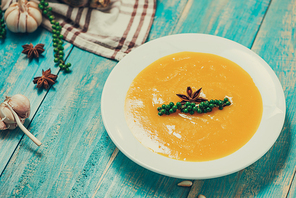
[
  {"left": 192, "top": 116, "right": 292, "bottom": 197},
  {"left": 110, "top": 117, "right": 291, "bottom": 198}
]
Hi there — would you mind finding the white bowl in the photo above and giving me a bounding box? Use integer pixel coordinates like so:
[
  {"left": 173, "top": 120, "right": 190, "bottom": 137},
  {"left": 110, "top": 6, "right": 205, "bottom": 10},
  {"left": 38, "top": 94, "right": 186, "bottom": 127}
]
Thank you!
[{"left": 101, "top": 34, "right": 286, "bottom": 179}]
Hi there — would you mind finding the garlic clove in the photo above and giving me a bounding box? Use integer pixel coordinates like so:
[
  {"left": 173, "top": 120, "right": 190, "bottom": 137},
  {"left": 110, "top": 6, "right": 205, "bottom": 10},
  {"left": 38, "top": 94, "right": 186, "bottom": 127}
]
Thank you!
[
  {"left": 0, "top": 104, "right": 15, "bottom": 124},
  {"left": 28, "top": 7, "right": 42, "bottom": 26},
  {"left": 6, "top": 122, "right": 18, "bottom": 130},
  {"left": 3, "top": 3, "right": 18, "bottom": 19},
  {"left": 26, "top": 15, "right": 38, "bottom": 33},
  {"left": 27, "top": 2, "right": 39, "bottom": 9},
  {"left": 19, "top": 12, "right": 28, "bottom": 33},
  {"left": 177, "top": 180, "right": 193, "bottom": 187},
  {"left": 0, "top": 120, "right": 7, "bottom": 130},
  {"left": 5, "top": 10, "right": 19, "bottom": 33},
  {"left": 7, "top": 94, "right": 31, "bottom": 119}
]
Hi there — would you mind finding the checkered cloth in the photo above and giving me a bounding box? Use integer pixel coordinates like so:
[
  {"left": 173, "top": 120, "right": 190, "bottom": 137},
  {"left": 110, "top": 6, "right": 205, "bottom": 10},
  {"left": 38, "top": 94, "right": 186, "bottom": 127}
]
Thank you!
[{"left": 2, "top": 0, "right": 156, "bottom": 60}]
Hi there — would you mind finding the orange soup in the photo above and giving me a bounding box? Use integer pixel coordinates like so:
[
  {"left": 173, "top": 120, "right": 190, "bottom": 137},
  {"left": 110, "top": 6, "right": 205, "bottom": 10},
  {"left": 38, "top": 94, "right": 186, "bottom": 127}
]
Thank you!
[{"left": 124, "top": 52, "right": 263, "bottom": 161}]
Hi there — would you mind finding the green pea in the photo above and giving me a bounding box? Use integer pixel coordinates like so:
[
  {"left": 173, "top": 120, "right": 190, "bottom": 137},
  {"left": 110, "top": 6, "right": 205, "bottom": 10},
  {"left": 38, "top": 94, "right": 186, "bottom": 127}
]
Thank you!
[
  {"left": 58, "top": 40, "right": 63, "bottom": 45},
  {"left": 193, "top": 106, "right": 198, "bottom": 112},
  {"left": 52, "top": 34, "right": 57, "bottom": 38},
  {"left": 40, "top": 0, "right": 45, "bottom": 4},
  {"left": 54, "top": 48, "right": 58, "bottom": 52},
  {"left": 38, "top": 4, "right": 44, "bottom": 9},
  {"left": 158, "top": 112, "right": 163, "bottom": 116},
  {"left": 49, "top": 15, "right": 54, "bottom": 20},
  {"left": 56, "top": 31, "right": 60, "bottom": 35},
  {"left": 210, "top": 99, "right": 214, "bottom": 104},
  {"left": 219, "top": 106, "right": 223, "bottom": 110},
  {"left": 165, "top": 111, "right": 170, "bottom": 115},
  {"left": 176, "top": 102, "right": 181, "bottom": 108},
  {"left": 224, "top": 97, "right": 229, "bottom": 102},
  {"left": 185, "top": 102, "right": 190, "bottom": 107},
  {"left": 58, "top": 35, "right": 63, "bottom": 39},
  {"left": 189, "top": 111, "right": 194, "bottom": 115},
  {"left": 183, "top": 108, "right": 188, "bottom": 113},
  {"left": 161, "top": 109, "right": 166, "bottom": 114},
  {"left": 53, "top": 43, "right": 58, "bottom": 47},
  {"left": 172, "top": 105, "right": 178, "bottom": 111},
  {"left": 218, "top": 100, "right": 223, "bottom": 106},
  {"left": 209, "top": 104, "right": 215, "bottom": 109},
  {"left": 197, "top": 108, "right": 202, "bottom": 114},
  {"left": 157, "top": 107, "right": 162, "bottom": 111},
  {"left": 59, "top": 63, "right": 64, "bottom": 68},
  {"left": 50, "top": 20, "right": 56, "bottom": 24},
  {"left": 190, "top": 102, "right": 195, "bottom": 107},
  {"left": 54, "top": 58, "right": 59, "bottom": 62},
  {"left": 59, "top": 55, "right": 64, "bottom": 59},
  {"left": 169, "top": 109, "right": 174, "bottom": 114},
  {"left": 169, "top": 102, "right": 174, "bottom": 107},
  {"left": 204, "top": 101, "right": 209, "bottom": 107},
  {"left": 187, "top": 106, "right": 192, "bottom": 111},
  {"left": 199, "top": 102, "right": 204, "bottom": 109},
  {"left": 58, "top": 50, "right": 64, "bottom": 55},
  {"left": 225, "top": 101, "right": 231, "bottom": 106},
  {"left": 165, "top": 105, "right": 170, "bottom": 110},
  {"left": 44, "top": 2, "right": 49, "bottom": 7},
  {"left": 206, "top": 107, "right": 212, "bottom": 112},
  {"left": 43, "top": 10, "right": 48, "bottom": 14},
  {"left": 47, "top": 7, "right": 53, "bottom": 11}
]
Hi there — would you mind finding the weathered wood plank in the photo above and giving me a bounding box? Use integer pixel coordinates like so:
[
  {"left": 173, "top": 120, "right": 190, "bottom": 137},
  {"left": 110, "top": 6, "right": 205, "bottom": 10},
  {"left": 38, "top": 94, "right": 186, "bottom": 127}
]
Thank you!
[
  {"left": 187, "top": 0, "right": 296, "bottom": 197},
  {"left": 1, "top": 0, "right": 294, "bottom": 197},
  {"left": 288, "top": 167, "right": 296, "bottom": 197},
  {"left": 0, "top": 1, "right": 192, "bottom": 197},
  {"left": 0, "top": 27, "right": 72, "bottom": 174}
]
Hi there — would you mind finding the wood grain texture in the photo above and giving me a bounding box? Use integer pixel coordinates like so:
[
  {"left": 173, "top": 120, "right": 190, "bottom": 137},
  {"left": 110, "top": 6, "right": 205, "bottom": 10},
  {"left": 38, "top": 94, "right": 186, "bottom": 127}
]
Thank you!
[
  {"left": 0, "top": 1, "right": 193, "bottom": 197},
  {"left": 288, "top": 167, "right": 296, "bottom": 197},
  {"left": 187, "top": 0, "right": 296, "bottom": 197},
  {"left": 0, "top": 27, "right": 72, "bottom": 175},
  {"left": 0, "top": 0, "right": 295, "bottom": 197}
]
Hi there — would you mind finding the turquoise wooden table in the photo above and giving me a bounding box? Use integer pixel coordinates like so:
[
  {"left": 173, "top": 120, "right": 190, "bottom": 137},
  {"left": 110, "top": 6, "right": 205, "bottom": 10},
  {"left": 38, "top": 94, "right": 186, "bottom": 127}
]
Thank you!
[{"left": 0, "top": 0, "right": 295, "bottom": 197}]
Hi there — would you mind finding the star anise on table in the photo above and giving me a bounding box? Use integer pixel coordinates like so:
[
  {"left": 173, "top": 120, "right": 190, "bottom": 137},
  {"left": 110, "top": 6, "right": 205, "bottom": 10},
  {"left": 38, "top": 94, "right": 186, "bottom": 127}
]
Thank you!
[
  {"left": 176, "top": 87, "right": 208, "bottom": 105},
  {"left": 33, "top": 69, "right": 57, "bottom": 89},
  {"left": 22, "top": 43, "right": 45, "bottom": 58}
]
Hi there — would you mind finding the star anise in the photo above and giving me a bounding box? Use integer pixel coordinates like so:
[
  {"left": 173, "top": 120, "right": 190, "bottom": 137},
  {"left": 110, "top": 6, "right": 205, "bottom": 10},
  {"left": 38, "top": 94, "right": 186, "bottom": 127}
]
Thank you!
[
  {"left": 176, "top": 87, "right": 208, "bottom": 105},
  {"left": 33, "top": 69, "right": 57, "bottom": 89},
  {"left": 22, "top": 43, "right": 45, "bottom": 58}
]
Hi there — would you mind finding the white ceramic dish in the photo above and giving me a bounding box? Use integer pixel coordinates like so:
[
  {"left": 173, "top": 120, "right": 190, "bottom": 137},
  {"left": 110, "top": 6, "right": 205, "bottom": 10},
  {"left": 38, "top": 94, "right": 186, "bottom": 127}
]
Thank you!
[{"left": 101, "top": 34, "right": 286, "bottom": 179}]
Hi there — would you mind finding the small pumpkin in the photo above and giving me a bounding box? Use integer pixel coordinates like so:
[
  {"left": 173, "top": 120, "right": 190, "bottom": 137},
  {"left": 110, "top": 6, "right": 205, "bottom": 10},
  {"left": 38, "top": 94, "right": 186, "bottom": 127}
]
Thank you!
[{"left": 4, "top": 0, "right": 42, "bottom": 33}]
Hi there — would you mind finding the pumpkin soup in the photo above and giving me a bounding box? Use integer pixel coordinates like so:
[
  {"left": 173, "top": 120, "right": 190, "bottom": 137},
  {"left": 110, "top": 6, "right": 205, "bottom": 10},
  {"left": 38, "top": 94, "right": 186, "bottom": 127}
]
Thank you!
[{"left": 124, "top": 52, "right": 263, "bottom": 162}]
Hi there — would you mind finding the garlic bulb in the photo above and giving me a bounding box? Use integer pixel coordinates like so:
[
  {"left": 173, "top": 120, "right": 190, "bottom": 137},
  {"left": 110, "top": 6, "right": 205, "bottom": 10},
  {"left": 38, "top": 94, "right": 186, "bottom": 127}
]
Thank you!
[
  {"left": 4, "top": 0, "right": 42, "bottom": 33},
  {"left": 0, "top": 95, "right": 30, "bottom": 130},
  {"left": 0, "top": 94, "right": 41, "bottom": 146}
]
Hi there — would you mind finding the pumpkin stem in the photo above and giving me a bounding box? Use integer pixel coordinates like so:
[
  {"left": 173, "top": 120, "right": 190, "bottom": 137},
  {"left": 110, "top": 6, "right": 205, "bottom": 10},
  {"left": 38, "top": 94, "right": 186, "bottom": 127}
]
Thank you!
[{"left": 18, "top": 0, "right": 26, "bottom": 13}]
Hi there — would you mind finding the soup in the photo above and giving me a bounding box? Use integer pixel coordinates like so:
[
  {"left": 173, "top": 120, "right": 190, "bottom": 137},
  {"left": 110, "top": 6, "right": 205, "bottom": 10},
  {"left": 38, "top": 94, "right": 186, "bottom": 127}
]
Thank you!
[{"left": 125, "top": 52, "right": 263, "bottom": 161}]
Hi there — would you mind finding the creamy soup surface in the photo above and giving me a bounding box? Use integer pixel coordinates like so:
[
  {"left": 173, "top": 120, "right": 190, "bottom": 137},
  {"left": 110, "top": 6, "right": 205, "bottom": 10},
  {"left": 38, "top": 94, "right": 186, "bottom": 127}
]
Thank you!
[{"left": 124, "top": 52, "right": 263, "bottom": 161}]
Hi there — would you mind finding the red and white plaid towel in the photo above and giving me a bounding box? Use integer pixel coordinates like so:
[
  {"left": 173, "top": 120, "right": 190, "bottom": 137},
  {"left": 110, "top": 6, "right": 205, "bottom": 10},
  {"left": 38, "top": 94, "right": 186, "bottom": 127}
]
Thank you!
[{"left": 2, "top": 0, "right": 156, "bottom": 60}]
